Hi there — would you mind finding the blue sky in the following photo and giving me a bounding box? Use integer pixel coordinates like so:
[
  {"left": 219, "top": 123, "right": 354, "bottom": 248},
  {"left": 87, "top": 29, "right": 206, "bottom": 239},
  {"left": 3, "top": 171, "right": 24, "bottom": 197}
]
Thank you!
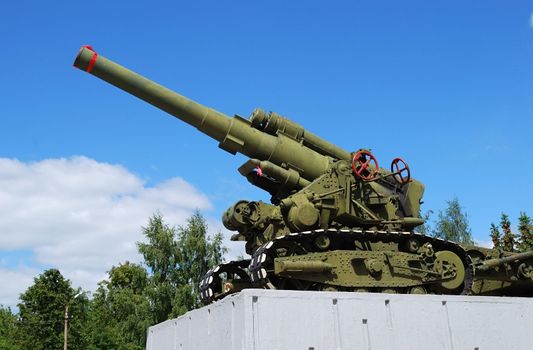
[{"left": 1, "top": 1, "right": 532, "bottom": 305}]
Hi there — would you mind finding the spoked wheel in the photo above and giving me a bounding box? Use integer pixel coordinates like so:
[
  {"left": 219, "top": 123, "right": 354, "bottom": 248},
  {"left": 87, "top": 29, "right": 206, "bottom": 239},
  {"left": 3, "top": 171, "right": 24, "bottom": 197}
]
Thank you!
[
  {"left": 351, "top": 150, "right": 379, "bottom": 181},
  {"left": 428, "top": 250, "right": 471, "bottom": 294},
  {"left": 390, "top": 157, "right": 411, "bottom": 185},
  {"left": 250, "top": 240, "right": 313, "bottom": 291}
]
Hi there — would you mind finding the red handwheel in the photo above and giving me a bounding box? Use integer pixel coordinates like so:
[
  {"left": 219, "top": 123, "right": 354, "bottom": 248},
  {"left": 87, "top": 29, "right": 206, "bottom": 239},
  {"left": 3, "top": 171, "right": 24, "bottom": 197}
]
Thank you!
[
  {"left": 390, "top": 158, "right": 411, "bottom": 185},
  {"left": 352, "top": 150, "right": 379, "bottom": 181}
]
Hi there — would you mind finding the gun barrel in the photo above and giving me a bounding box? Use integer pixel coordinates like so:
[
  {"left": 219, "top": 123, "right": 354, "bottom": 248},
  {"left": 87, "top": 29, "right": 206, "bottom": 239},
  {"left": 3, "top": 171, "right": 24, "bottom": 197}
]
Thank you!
[
  {"left": 74, "top": 46, "right": 231, "bottom": 141},
  {"left": 477, "top": 251, "right": 533, "bottom": 272},
  {"left": 73, "top": 46, "right": 330, "bottom": 181}
]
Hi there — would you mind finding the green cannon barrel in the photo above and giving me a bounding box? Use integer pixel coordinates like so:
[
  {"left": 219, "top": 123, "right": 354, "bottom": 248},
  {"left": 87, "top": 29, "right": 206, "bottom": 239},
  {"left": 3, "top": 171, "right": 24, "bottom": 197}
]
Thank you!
[
  {"left": 73, "top": 46, "right": 330, "bottom": 181},
  {"left": 477, "top": 250, "right": 533, "bottom": 272}
]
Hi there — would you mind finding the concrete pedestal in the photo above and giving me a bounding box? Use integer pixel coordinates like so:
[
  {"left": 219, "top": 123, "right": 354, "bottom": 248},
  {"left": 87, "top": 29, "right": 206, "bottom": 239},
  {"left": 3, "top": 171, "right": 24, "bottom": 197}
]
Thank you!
[{"left": 146, "top": 289, "right": 533, "bottom": 350}]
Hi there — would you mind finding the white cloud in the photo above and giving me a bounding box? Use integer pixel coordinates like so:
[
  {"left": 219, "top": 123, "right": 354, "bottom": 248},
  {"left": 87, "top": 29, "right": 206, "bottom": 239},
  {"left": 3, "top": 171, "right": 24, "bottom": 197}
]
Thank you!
[
  {"left": 0, "top": 267, "right": 38, "bottom": 307},
  {"left": 530, "top": 13, "right": 533, "bottom": 28},
  {"left": 0, "top": 156, "right": 214, "bottom": 307}
]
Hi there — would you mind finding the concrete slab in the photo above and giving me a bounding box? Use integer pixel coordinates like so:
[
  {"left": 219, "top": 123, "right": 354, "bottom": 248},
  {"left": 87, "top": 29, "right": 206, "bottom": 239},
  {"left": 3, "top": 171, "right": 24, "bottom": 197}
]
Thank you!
[{"left": 146, "top": 289, "right": 533, "bottom": 350}]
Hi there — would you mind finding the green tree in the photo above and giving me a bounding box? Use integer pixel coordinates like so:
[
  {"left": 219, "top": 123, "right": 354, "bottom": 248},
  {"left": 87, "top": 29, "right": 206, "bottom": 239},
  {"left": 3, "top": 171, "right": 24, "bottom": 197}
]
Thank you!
[
  {"left": 0, "top": 306, "right": 22, "bottom": 350},
  {"left": 173, "top": 211, "right": 226, "bottom": 314},
  {"left": 517, "top": 212, "right": 533, "bottom": 252},
  {"left": 17, "top": 269, "right": 89, "bottom": 350},
  {"left": 87, "top": 262, "right": 152, "bottom": 350},
  {"left": 137, "top": 211, "right": 226, "bottom": 322},
  {"left": 490, "top": 223, "right": 502, "bottom": 250},
  {"left": 500, "top": 213, "right": 517, "bottom": 252},
  {"left": 137, "top": 214, "right": 179, "bottom": 323},
  {"left": 432, "top": 197, "right": 474, "bottom": 244}
]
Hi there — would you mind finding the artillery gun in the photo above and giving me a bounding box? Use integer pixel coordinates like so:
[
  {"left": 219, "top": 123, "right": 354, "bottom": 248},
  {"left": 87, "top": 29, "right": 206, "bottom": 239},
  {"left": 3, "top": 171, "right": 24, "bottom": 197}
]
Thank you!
[{"left": 74, "top": 46, "right": 533, "bottom": 303}]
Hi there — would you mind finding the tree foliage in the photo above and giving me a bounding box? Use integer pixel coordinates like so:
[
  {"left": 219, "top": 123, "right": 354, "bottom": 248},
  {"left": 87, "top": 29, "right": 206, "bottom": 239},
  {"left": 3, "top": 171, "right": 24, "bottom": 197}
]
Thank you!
[
  {"left": 0, "top": 306, "right": 22, "bottom": 350},
  {"left": 17, "top": 269, "right": 89, "bottom": 350},
  {"left": 138, "top": 211, "right": 226, "bottom": 321},
  {"left": 4, "top": 211, "right": 226, "bottom": 349},
  {"left": 517, "top": 212, "right": 533, "bottom": 252},
  {"left": 432, "top": 197, "right": 474, "bottom": 244},
  {"left": 174, "top": 211, "right": 226, "bottom": 313},
  {"left": 87, "top": 262, "right": 152, "bottom": 350},
  {"left": 490, "top": 223, "right": 502, "bottom": 250},
  {"left": 491, "top": 212, "right": 533, "bottom": 252},
  {"left": 137, "top": 214, "right": 179, "bottom": 323},
  {"left": 500, "top": 213, "right": 517, "bottom": 252}
]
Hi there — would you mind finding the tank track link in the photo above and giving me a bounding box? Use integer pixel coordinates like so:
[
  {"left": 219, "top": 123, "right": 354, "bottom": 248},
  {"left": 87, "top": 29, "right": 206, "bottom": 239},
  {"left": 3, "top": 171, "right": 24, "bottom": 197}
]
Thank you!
[
  {"left": 200, "top": 259, "right": 251, "bottom": 304},
  {"left": 249, "top": 229, "right": 474, "bottom": 295}
]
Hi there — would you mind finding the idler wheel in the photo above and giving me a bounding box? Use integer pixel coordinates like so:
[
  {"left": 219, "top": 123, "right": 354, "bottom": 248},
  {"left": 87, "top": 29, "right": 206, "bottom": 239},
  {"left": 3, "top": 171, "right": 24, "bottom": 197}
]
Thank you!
[{"left": 434, "top": 250, "right": 466, "bottom": 291}]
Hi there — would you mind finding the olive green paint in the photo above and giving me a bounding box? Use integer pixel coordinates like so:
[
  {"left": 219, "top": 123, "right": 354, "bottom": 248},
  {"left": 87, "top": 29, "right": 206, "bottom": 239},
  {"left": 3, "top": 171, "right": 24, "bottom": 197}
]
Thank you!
[{"left": 74, "top": 46, "right": 533, "bottom": 301}]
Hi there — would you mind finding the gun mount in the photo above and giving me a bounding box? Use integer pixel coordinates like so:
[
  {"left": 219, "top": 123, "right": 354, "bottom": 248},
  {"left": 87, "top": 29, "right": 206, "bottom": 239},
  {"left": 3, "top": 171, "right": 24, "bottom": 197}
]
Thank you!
[{"left": 74, "top": 46, "right": 533, "bottom": 303}]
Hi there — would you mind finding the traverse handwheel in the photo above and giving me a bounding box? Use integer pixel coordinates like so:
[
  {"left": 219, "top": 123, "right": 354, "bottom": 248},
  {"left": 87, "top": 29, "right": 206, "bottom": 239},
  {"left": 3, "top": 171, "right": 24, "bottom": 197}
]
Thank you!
[
  {"left": 390, "top": 157, "right": 411, "bottom": 185},
  {"left": 352, "top": 150, "right": 379, "bottom": 181}
]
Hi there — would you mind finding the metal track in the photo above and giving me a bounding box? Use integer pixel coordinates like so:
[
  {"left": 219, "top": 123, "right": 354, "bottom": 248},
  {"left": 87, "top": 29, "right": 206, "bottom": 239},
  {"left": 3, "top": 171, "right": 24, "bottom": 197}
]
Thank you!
[
  {"left": 249, "top": 229, "right": 474, "bottom": 295},
  {"left": 200, "top": 259, "right": 251, "bottom": 304}
]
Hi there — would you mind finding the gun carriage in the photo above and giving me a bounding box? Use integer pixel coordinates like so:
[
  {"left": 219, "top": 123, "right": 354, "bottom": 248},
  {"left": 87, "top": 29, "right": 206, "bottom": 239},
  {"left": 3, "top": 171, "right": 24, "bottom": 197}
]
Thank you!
[{"left": 74, "top": 46, "right": 533, "bottom": 303}]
